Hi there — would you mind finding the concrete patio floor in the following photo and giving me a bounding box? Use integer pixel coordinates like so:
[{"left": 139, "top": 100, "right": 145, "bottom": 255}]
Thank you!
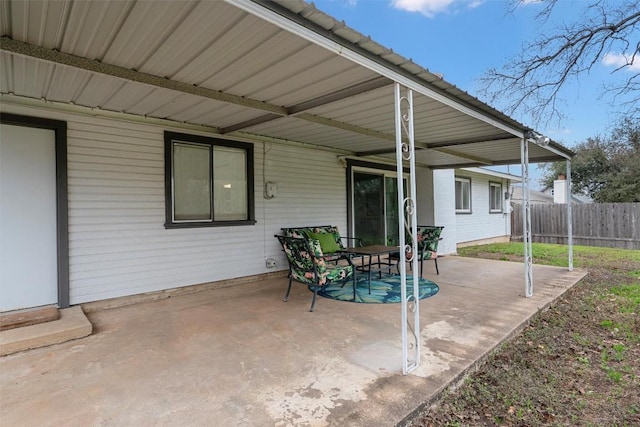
[{"left": 0, "top": 257, "right": 586, "bottom": 426}]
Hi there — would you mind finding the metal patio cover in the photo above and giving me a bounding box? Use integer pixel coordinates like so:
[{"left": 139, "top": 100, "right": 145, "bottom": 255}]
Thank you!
[{"left": 0, "top": 0, "right": 573, "bottom": 167}]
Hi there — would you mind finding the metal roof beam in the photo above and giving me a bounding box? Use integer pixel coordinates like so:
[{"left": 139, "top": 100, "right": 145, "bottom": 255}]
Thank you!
[
  {"left": 2, "top": 38, "right": 421, "bottom": 149},
  {"left": 294, "top": 112, "right": 398, "bottom": 141},
  {"left": 356, "top": 145, "right": 428, "bottom": 156},
  {"left": 429, "top": 155, "right": 566, "bottom": 170},
  {"left": 288, "top": 76, "right": 392, "bottom": 114},
  {"left": 221, "top": 113, "right": 281, "bottom": 134},
  {"left": 431, "top": 148, "right": 493, "bottom": 165},
  {"left": 2, "top": 38, "right": 399, "bottom": 142},
  {"left": 232, "top": 0, "right": 524, "bottom": 139},
  {"left": 0, "top": 37, "right": 288, "bottom": 116},
  {"left": 294, "top": 113, "right": 434, "bottom": 151},
  {"left": 358, "top": 134, "right": 515, "bottom": 156},
  {"left": 356, "top": 146, "right": 493, "bottom": 165},
  {"left": 427, "top": 134, "right": 516, "bottom": 148},
  {"left": 356, "top": 134, "right": 518, "bottom": 156},
  {"left": 356, "top": 147, "right": 409, "bottom": 156},
  {"left": 222, "top": 76, "right": 392, "bottom": 133},
  {"left": 430, "top": 162, "right": 494, "bottom": 170}
]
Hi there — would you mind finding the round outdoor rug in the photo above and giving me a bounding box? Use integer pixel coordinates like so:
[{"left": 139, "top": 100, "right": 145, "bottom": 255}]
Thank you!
[{"left": 315, "top": 274, "right": 439, "bottom": 304}]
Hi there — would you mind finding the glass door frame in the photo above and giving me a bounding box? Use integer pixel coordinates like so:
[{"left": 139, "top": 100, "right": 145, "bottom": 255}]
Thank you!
[{"left": 346, "top": 159, "right": 410, "bottom": 246}]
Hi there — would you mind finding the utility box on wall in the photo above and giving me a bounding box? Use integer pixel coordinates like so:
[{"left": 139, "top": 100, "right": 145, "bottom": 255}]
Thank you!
[{"left": 264, "top": 181, "right": 277, "bottom": 199}]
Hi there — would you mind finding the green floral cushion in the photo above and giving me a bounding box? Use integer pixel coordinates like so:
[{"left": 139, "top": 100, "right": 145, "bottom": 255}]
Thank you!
[
  {"left": 323, "top": 264, "right": 352, "bottom": 284},
  {"left": 416, "top": 226, "right": 443, "bottom": 260},
  {"left": 277, "top": 235, "right": 352, "bottom": 287},
  {"left": 308, "top": 232, "right": 340, "bottom": 254},
  {"left": 281, "top": 226, "right": 346, "bottom": 250}
]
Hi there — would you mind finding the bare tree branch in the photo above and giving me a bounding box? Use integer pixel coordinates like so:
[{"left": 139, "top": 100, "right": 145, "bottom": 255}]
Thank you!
[{"left": 481, "top": 0, "right": 640, "bottom": 128}]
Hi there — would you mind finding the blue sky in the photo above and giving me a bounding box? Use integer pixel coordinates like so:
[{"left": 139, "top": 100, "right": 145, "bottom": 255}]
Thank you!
[{"left": 312, "top": 0, "right": 634, "bottom": 187}]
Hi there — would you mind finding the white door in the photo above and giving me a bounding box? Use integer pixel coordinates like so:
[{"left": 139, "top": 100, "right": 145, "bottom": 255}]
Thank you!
[{"left": 0, "top": 124, "right": 58, "bottom": 311}]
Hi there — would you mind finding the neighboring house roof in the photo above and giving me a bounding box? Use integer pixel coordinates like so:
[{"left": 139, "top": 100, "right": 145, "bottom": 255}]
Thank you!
[
  {"left": 460, "top": 167, "right": 522, "bottom": 182},
  {"left": 540, "top": 187, "right": 593, "bottom": 204},
  {"left": 510, "top": 185, "right": 591, "bottom": 204},
  {"left": 571, "top": 194, "right": 593, "bottom": 203},
  {"left": 0, "top": 0, "right": 573, "bottom": 169},
  {"left": 510, "top": 186, "right": 554, "bottom": 204}
]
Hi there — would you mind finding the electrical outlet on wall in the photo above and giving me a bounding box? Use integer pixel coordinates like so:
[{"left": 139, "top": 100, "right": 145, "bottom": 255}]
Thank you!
[{"left": 264, "top": 182, "right": 277, "bottom": 199}]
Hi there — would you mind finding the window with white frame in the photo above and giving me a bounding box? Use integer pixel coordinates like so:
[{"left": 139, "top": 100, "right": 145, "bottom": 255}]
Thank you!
[
  {"left": 455, "top": 177, "right": 471, "bottom": 213},
  {"left": 164, "top": 131, "right": 255, "bottom": 228},
  {"left": 489, "top": 181, "right": 503, "bottom": 213}
]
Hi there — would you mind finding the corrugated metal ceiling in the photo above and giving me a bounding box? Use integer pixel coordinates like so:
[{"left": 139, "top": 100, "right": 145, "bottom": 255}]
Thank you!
[{"left": 0, "top": 0, "right": 572, "bottom": 168}]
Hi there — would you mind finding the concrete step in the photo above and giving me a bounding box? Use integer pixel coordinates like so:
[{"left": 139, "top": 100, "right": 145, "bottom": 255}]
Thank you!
[
  {"left": 1, "top": 306, "right": 60, "bottom": 331},
  {"left": 0, "top": 306, "right": 92, "bottom": 356}
]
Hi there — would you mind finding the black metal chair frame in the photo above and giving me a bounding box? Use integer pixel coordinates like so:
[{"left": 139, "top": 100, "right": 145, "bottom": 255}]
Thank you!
[
  {"left": 390, "top": 225, "right": 444, "bottom": 278},
  {"left": 275, "top": 235, "right": 356, "bottom": 312}
]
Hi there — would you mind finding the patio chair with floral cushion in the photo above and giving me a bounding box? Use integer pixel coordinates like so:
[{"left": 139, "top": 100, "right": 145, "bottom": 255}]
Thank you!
[
  {"left": 389, "top": 225, "right": 444, "bottom": 278},
  {"left": 280, "top": 226, "right": 362, "bottom": 264},
  {"left": 275, "top": 234, "right": 355, "bottom": 312}
]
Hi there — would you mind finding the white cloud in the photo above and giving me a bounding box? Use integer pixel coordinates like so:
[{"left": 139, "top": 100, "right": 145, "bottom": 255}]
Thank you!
[
  {"left": 391, "top": 0, "right": 458, "bottom": 18},
  {"left": 602, "top": 52, "right": 640, "bottom": 72}
]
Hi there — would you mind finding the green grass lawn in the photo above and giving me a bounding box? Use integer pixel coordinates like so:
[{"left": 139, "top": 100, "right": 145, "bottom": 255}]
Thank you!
[
  {"left": 411, "top": 242, "right": 640, "bottom": 426},
  {"left": 458, "top": 242, "right": 640, "bottom": 268}
]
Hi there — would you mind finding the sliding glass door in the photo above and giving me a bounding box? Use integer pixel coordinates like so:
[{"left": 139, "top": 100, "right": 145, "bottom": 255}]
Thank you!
[
  {"left": 385, "top": 176, "right": 402, "bottom": 246},
  {"left": 353, "top": 172, "right": 384, "bottom": 246},
  {"left": 353, "top": 170, "right": 407, "bottom": 246}
]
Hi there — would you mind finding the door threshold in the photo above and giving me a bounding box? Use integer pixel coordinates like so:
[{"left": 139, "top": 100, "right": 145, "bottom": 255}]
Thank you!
[{"left": 0, "top": 305, "right": 60, "bottom": 331}]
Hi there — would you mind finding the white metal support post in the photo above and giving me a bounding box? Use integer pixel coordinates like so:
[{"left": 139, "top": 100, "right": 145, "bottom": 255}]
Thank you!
[
  {"left": 521, "top": 138, "right": 534, "bottom": 297},
  {"left": 394, "top": 83, "right": 420, "bottom": 375},
  {"left": 566, "top": 160, "right": 574, "bottom": 271}
]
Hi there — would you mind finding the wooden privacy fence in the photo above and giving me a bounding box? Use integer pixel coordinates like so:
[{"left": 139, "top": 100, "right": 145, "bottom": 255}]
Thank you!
[{"left": 511, "top": 203, "right": 640, "bottom": 250}]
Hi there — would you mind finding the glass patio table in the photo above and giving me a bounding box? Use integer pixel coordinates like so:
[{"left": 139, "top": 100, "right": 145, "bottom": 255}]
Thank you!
[{"left": 342, "top": 245, "right": 400, "bottom": 295}]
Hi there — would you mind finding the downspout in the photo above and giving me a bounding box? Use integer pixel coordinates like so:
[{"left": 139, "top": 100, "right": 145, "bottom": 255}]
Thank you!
[{"left": 504, "top": 178, "right": 509, "bottom": 237}]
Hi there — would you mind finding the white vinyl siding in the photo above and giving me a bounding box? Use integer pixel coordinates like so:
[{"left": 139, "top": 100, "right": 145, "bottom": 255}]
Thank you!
[
  {"left": 454, "top": 174, "right": 509, "bottom": 243},
  {"left": 432, "top": 169, "right": 457, "bottom": 255},
  {"left": 1, "top": 102, "right": 347, "bottom": 305},
  {"left": 434, "top": 169, "right": 511, "bottom": 248}
]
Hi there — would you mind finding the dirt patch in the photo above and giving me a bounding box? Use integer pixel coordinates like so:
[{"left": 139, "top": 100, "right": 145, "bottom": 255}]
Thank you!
[{"left": 408, "top": 254, "right": 640, "bottom": 426}]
